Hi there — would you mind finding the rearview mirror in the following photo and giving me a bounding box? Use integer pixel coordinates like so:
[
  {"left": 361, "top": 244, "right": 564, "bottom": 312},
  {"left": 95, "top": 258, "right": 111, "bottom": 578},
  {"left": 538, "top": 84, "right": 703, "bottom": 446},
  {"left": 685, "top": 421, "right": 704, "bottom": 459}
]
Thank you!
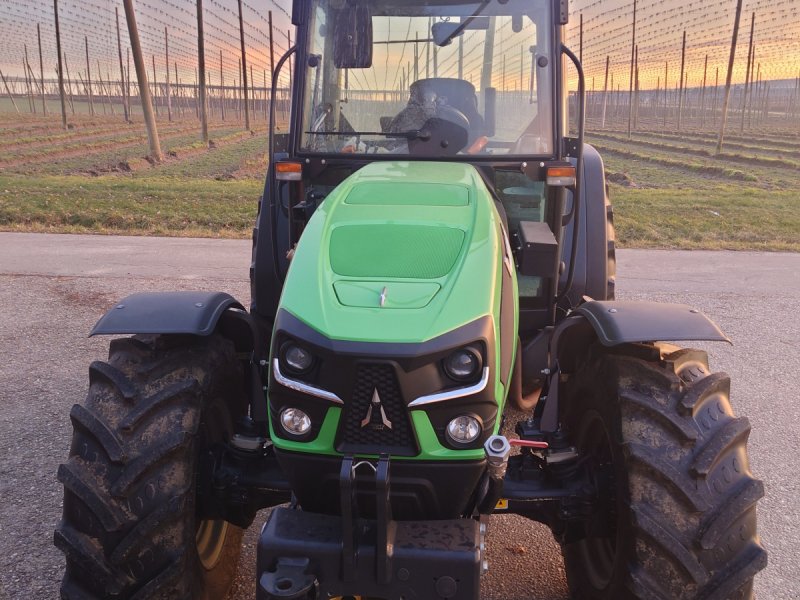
[
  {"left": 432, "top": 17, "right": 490, "bottom": 46},
  {"left": 333, "top": 3, "right": 373, "bottom": 68}
]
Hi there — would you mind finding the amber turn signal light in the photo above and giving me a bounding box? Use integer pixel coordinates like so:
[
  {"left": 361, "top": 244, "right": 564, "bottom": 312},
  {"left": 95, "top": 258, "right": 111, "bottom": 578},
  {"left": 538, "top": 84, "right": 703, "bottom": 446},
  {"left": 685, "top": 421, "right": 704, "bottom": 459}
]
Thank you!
[
  {"left": 275, "top": 162, "right": 303, "bottom": 181},
  {"left": 546, "top": 166, "right": 576, "bottom": 187}
]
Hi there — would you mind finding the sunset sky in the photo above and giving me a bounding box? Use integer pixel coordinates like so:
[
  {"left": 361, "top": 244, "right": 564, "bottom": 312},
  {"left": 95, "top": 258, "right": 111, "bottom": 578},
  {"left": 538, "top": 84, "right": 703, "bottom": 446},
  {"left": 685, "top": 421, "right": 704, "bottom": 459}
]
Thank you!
[{"left": 0, "top": 0, "right": 797, "bottom": 91}]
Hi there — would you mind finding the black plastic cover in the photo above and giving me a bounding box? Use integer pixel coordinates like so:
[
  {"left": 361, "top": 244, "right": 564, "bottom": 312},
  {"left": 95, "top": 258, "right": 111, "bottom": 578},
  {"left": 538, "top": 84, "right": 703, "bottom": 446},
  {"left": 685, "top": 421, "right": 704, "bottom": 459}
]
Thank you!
[
  {"left": 575, "top": 301, "right": 730, "bottom": 346},
  {"left": 90, "top": 291, "right": 244, "bottom": 337},
  {"left": 257, "top": 507, "right": 481, "bottom": 600}
]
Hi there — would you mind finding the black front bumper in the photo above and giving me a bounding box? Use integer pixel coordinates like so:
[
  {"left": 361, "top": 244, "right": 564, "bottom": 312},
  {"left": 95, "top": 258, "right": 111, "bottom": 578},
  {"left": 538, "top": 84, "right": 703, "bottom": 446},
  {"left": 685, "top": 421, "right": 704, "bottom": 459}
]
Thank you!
[
  {"left": 258, "top": 507, "right": 481, "bottom": 600},
  {"left": 257, "top": 455, "right": 483, "bottom": 600}
]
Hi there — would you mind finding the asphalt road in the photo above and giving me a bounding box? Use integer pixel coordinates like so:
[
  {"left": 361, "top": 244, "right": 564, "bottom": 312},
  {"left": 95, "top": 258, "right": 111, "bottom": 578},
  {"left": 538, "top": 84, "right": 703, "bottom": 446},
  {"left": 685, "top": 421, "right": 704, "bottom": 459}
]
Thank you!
[{"left": 0, "top": 232, "right": 797, "bottom": 599}]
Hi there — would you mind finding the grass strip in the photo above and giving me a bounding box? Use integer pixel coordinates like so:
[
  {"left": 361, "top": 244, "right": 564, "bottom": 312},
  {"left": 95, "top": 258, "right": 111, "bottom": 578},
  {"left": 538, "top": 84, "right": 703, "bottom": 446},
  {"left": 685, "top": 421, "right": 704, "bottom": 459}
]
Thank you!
[
  {"left": 611, "top": 185, "right": 800, "bottom": 251},
  {"left": 0, "top": 174, "right": 260, "bottom": 238}
]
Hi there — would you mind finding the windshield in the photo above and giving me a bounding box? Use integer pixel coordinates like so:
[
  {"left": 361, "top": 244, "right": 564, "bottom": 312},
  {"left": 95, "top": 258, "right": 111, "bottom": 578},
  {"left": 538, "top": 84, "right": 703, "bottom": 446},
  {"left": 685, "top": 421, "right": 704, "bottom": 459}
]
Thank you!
[{"left": 299, "top": 0, "right": 554, "bottom": 157}]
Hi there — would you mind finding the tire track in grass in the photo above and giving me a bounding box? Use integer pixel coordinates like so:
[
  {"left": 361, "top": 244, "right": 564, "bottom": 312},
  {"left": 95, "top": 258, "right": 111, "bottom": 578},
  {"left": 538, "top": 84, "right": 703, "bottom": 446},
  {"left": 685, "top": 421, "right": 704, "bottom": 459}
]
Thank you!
[
  {"left": 590, "top": 143, "right": 760, "bottom": 183},
  {"left": 593, "top": 130, "right": 800, "bottom": 160}
]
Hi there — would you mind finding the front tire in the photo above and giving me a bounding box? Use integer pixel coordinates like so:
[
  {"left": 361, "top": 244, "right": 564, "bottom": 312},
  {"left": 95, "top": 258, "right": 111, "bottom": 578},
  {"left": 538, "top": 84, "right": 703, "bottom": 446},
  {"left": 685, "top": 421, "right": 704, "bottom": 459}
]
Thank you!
[
  {"left": 55, "top": 334, "right": 246, "bottom": 599},
  {"left": 561, "top": 344, "right": 765, "bottom": 600}
]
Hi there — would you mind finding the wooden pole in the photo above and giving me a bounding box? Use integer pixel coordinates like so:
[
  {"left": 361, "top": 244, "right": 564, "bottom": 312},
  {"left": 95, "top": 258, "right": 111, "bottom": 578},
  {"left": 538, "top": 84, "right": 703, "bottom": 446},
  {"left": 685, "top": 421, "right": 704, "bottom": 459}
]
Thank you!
[
  {"left": 0, "top": 70, "right": 20, "bottom": 113},
  {"left": 163, "top": 29, "right": 171, "bottom": 121},
  {"left": 53, "top": 0, "right": 68, "bottom": 128},
  {"left": 481, "top": 17, "right": 496, "bottom": 93},
  {"left": 287, "top": 30, "right": 293, "bottom": 94},
  {"left": 700, "top": 54, "right": 708, "bottom": 128},
  {"left": 220, "top": 50, "right": 225, "bottom": 121},
  {"left": 24, "top": 48, "right": 37, "bottom": 114},
  {"left": 196, "top": 0, "right": 208, "bottom": 144},
  {"left": 115, "top": 7, "right": 129, "bottom": 122},
  {"left": 251, "top": 64, "right": 255, "bottom": 117},
  {"left": 123, "top": 0, "right": 162, "bottom": 161},
  {"left": 84, "top": 37, "right": 94, "bottom": 116},
  {"left": 23, "top": 52, "right": 34, "bottom": 114},
  {"left": 98, "top": 65, "right": 112, "bottom": 114},
  {"left": 601, "top": 56, "right": 609, "bottom": 128},
  {"left": 37, "top": 24, "right": 47, "bottom": 115},
  {"left": 126, "top": 48, "right": 132, "bottom": 116},
  {"left": 151, "top": 55, "right": 159, "bottom": 117},
  {"left": 268, "top": 11, "right": 275, "bottom": 92},
  {"left": 458, "top": 35, "right": 463, "bottom": 80},
  {"left": 677, "top": 30, "right": 686, "bottom": 131},
  {"left": 663, "top": 61, "right": 668, "bottom": 128},
  {"left": 740, "top": 12, "right": 755, "bottom": 132},
  {"left": 64, "top": 53, "right": 75, "bottom": 115},
  {"left": 626, "top": 0, "right": 636, "bottom": 138},
  {"left": 633, "top": 45, "right": 639, "bottom": 130},
  {"left": 175, "top": 61, "right": 181, "bottom": 117},
  {"left": 713, "top": 67, "right": 719, "bottom": 123},
  {"left": 716, "top": 0, "right": 744, "bottom": 154},
  {"left": 237, "top": 0, "right": 251, "bottom": 130},
  {"left": 426, "top": 18, "right": 431, "bottom": 78},
  {"left": 747, "top": 47, "right": 756, "bottom": 126}
]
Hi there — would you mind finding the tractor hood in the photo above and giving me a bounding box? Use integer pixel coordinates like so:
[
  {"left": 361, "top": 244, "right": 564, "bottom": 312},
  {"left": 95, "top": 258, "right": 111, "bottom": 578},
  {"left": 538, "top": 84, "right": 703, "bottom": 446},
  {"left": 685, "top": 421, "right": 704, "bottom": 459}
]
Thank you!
[{"left": 278, "top": 161, "right": 506, "bottom": 344}]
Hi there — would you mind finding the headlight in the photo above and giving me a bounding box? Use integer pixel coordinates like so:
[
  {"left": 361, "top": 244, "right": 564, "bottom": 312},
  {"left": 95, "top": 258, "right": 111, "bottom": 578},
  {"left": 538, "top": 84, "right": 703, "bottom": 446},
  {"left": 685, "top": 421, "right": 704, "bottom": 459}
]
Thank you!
[
  {"left": 280, "top": 407, "right": 312, "bottom": 436},
  {"left": 281, "top": 342, "right": 314, "bottom": 374},
  {"left": 446, "top": 415, "right": 482, "bottom": 445},
  {"left": 443, "top": 348, "right": 481, "bottom": 381}
]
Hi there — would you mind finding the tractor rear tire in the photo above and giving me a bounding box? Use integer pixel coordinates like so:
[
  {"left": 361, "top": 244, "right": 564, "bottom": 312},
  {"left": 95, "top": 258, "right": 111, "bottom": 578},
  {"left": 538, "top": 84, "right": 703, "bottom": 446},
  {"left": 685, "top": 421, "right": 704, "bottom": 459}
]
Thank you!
[
  {"left": 55, "top": 334, "right": 246, "bottom": 599},
  {"left": 560, "top": 344, "right": 765, "bottom": 600}
]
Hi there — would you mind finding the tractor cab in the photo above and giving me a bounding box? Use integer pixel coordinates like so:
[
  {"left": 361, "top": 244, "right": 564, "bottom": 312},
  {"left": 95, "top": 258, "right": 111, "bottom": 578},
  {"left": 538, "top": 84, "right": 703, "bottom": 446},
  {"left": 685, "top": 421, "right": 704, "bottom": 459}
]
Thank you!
[{"left": 250, "top": 0, "right": 602, "bottom": 344}]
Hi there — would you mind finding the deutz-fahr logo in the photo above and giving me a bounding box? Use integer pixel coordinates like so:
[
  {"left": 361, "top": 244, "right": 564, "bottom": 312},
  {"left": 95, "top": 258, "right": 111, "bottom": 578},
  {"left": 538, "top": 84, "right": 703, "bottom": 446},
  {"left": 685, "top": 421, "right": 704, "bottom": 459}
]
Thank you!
[{"left": 360, "top": 388, "right": 393, "bottom": 430}]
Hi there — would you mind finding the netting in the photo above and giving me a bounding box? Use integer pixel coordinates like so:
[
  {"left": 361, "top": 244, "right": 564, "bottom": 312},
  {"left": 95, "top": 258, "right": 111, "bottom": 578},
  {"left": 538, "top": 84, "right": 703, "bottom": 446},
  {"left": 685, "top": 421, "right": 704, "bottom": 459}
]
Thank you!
[
  {"left": 0, "top": 0, "right": 294, "bottom": 117},
  {"left": 0, "top": 0, "right": 796, "bottom": 125}
]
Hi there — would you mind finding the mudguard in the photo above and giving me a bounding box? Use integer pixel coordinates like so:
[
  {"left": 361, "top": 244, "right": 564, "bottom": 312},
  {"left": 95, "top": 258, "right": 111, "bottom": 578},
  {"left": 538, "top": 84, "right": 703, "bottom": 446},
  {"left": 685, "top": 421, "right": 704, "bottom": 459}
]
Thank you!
[
  {"left": 575, "top": 300, "right": 730, "bottom": 346},
  {"left": 538, "top": 300, "right": 729, "bottom": 431},
  {"left": 90, "top": 291, "right": 244, "bottom": 337}
]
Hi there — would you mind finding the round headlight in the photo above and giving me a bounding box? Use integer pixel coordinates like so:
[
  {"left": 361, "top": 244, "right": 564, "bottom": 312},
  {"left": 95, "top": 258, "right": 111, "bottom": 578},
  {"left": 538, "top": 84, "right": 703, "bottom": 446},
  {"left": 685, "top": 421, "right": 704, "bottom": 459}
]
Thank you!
[
  {"left": 280, "top": 407, "right": 312, "bottom": 436},
  {"left": 443, "top": 348, "right": 481, "bottom": 381},
  {"left": 282, "top": 343, "right": 314, "bottom": 374},
  {"left": 446, "top": 415, "right": 482, "bottom": 445}
]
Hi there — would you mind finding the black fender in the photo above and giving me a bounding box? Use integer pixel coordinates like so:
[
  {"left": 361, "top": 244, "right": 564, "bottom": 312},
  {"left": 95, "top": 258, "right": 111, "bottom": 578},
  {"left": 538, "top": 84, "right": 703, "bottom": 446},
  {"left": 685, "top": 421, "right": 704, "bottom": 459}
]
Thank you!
[
  {"left": 90, "top": 291, "right": 245, "bottom": 337},
  {"left": 538, "top": 301, "right": 729, "bottom": 431},
  {"left": 574, "top": 300, "right": 729, "bottom": 347},
  {"left": 90, "top": 291, "right": 270, "bottom": 423}
]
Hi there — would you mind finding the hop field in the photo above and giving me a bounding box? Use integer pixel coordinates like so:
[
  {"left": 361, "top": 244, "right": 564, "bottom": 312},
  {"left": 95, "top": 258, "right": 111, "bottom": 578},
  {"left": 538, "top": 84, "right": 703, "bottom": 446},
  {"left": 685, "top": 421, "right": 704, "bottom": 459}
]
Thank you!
[{"left": 0, "top": 108, "right": 797, "bottom": 250}]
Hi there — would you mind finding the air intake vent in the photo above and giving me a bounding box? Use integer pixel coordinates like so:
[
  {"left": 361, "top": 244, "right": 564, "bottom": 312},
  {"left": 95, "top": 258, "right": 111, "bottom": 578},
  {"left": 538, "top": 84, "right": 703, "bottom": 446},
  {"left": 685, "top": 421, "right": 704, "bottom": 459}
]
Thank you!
[{"left": 337, "top": 363, "right": 417, "bottom": 456}]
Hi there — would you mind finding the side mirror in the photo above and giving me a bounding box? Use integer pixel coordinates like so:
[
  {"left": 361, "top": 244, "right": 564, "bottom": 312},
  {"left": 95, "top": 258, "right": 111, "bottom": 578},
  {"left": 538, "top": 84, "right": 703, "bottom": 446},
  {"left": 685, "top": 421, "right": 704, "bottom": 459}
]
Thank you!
[{"left": 333, "top": 3, "right": 373, "bottom": 69}]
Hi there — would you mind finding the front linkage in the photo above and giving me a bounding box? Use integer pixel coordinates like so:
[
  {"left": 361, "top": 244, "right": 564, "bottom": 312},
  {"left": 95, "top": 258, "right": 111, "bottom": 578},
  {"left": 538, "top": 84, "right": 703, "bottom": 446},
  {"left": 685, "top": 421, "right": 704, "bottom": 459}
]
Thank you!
[{"left": 254, "top": 427, "right": 596, "bottom": 600}]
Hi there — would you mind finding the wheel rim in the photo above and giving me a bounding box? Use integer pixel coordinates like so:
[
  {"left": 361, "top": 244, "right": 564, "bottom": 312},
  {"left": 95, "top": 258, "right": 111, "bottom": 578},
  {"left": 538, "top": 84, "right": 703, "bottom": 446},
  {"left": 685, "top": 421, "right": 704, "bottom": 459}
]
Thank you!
[
  {"left": 195, "top": 399, "right": 232, "bottom": 571},
  {"left": 196, "top": 518, "right": 229, "bottom": 571},
  {"left": 575, "top": 410, "right": 618, "bottom": 590}
]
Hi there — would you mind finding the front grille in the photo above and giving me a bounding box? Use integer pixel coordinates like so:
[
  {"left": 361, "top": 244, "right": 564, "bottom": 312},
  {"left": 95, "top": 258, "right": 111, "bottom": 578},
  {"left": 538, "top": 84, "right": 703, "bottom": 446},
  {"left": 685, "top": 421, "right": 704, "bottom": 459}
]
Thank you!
[{"left": 337, "top": 363, "right": 417, "bottom": 456}]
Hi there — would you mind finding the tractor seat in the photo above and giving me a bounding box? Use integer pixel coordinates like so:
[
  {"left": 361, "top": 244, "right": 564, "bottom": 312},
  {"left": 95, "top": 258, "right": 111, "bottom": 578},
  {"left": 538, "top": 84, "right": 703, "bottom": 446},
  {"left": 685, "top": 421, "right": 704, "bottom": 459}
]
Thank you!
[{"left": 387, "top": 78, "right": 486, "bottom": 144}]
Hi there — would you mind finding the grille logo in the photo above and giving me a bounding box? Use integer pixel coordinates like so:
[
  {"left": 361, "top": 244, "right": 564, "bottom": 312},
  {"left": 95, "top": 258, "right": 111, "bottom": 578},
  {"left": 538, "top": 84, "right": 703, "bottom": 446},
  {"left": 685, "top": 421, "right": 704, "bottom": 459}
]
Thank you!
[{"left": 360, "top": 388, "right": 393, "bottom": 430}]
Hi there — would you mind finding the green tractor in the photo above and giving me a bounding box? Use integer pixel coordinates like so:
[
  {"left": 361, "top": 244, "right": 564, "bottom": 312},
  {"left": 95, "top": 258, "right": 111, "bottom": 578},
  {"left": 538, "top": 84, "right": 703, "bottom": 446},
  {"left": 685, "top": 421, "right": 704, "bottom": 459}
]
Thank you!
[{"left": 55, "top": 0, "right": 765, "bottom": 598}]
